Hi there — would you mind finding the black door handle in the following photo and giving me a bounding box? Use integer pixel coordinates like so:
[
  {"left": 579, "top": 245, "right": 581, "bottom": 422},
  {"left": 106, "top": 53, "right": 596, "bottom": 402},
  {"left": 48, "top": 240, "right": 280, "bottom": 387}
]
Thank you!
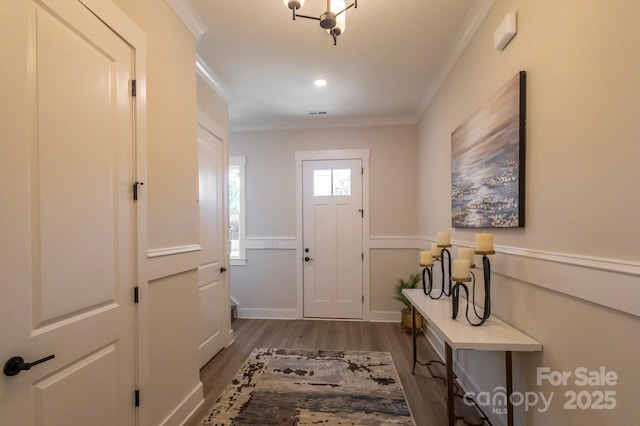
[
  {"left": 4, "top": 354, "right": 55, "bottom": 376},
  {"left": 220, "top": 267, "right": 227, "bottom": 273},
  {"left": 304, "top": 256, "right": 314, "bottom": 262}
]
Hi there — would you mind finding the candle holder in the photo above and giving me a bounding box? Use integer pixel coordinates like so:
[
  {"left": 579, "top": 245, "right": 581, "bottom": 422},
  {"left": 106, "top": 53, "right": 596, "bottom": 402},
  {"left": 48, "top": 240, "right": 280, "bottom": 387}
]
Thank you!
[
  {"left": 435, "top": 244, "right": 453, "bottom": 298},
  {"left": 451, "top": 252, "right": 494, "bottom": 326},
  {"left": 420, "top": 263, "right": 433, "bottom": 296}
]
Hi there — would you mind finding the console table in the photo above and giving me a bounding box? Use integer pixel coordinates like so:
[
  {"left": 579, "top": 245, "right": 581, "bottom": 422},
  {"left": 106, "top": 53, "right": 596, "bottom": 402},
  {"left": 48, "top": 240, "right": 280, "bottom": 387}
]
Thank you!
[{"left": 402, "top": 288, "right": 542, "bottom": 426}]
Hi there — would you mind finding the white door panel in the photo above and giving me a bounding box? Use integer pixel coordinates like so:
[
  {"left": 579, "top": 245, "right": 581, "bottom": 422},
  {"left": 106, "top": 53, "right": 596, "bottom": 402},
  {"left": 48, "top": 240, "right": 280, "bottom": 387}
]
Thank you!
[
  {"left": 197, "top": 126, "right": 228, "bottom": 367},
  {"left": 303, "top": 159, "right": 363, "bottom": 319},
  {"left": 0, "top": 1, "right": 136, "bottom": 424},
  {"left": 34, "top": 345, "right": 118, "bottom": 426}
]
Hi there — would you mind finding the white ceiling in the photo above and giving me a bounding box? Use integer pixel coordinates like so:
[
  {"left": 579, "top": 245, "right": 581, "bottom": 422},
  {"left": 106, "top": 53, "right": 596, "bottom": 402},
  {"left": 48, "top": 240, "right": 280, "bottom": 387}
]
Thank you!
[{"left": 188, "top": 0, "right": 495, "bottom": 131}]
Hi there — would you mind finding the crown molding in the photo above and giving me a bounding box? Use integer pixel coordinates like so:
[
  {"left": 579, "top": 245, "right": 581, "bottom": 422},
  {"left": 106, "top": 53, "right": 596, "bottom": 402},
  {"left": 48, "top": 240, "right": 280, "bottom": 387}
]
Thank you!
[
  {"left": 165, "top": 0, "right": 207, "bottom": 40},
  {"left": 415, "top": 0, "right": 497, "bottom": 120},
  {"left": 196, "top": 55, "right": 233, "bottom": 105},
  {"left": 229, "top": 114, "right": 417, "bottom": 133}
]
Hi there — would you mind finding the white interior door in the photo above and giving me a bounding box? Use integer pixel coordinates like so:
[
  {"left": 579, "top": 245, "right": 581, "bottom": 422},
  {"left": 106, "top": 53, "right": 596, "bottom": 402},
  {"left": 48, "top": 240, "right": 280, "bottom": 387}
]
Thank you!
[
  {"left": 0, "top": 1, "right": 137, "bottom": 425},
  {"left": 303, "top": 159, "right": 363, "bottom": 319},
  {"left": 197, "top": 125, "right": 229, "bottom": 367}
]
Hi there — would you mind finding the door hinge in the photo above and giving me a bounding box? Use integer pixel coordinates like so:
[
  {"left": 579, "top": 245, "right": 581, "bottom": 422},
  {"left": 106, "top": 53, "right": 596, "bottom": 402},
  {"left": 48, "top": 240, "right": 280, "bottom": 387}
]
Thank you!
[
  {"left": 362, "top": 295, "right": 364, "bottom": 304},
  {"left": 362, "top": 252, "right": 364, "bottom": 261},
  {"left": 134, "top": 287, "right": 139, "bottom": 304},
  {"left": 133, "top": 181, "right": 144, "bottom": 201},
  {"left": 131, "top": 79, "right": 137, "bottom": 97},
  {"left": 361, "top": 167, "right": 364, "bottom": 175},
  {"left": 358, "top": 209, "right": 364, "bottom": 218},
  {"left": 135, "top": 390, "right": 140, "bottom": 407}
]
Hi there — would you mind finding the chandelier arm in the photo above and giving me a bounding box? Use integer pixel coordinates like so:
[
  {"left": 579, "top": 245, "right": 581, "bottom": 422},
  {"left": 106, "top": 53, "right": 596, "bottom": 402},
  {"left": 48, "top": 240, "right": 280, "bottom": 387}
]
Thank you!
[
  {"left": 295, "top": 13, "right": 322, "bottom": 21},
  {"left": 332, "top": 31, "right": 337, "bottom": 46},
  {"left": 335, "top": 3, "right": 356, "bottom": 16}
]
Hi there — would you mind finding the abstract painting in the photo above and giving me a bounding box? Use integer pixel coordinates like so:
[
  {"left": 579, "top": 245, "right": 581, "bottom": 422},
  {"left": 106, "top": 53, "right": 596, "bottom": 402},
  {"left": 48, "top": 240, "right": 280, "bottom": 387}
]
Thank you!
[{"left": 451, "top": 71, "right": 526, "bottom": 228}]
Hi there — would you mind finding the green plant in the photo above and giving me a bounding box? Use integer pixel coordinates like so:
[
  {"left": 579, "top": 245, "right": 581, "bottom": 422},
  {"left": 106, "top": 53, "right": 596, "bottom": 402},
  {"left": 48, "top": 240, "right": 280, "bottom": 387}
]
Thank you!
[{"left": 392, "top": 272, "right": 422, "bottom": 308}]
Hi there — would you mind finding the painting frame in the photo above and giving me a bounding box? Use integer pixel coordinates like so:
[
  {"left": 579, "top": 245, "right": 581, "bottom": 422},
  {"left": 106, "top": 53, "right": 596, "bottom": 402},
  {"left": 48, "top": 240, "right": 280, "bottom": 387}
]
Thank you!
[{"left": 451, "top": 71, "right": 526, "bottom": 228}]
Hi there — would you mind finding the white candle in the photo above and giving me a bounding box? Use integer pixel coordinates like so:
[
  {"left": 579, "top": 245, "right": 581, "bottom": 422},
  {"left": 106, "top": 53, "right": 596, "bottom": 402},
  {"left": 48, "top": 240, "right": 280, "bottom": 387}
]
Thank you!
[
  {"left": 437, "top": 231, "right": 450, "bottom": 246},
  {"left": 420, "top": 251, "right": 433, "bottom": 266},
  {"left": 476, "top": 233, "right": 494, "bottom": 252},
  {"left": 431, "top": 243, "right": 442, "bottom": 258},
  {"left": 458, "top": 247, "right": 475, "bottom": 266},
  {"left": 452, "top": 259, "right": 471, "bottom": 280}
]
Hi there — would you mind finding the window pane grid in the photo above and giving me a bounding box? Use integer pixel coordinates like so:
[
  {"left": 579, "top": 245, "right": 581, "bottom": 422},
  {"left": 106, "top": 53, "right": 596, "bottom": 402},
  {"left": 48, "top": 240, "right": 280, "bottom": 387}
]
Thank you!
[{"left": 314, "top": 168, "right": 351, "bottom": 197}]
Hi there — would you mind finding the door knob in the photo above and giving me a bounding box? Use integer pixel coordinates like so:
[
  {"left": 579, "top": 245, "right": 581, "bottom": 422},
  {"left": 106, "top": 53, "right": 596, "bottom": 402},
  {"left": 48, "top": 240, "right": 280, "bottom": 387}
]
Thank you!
[
  {"left": 304, "top": 256, "right": 314, "bottom": 262},
  {"left": 4, "top": 354, "right": 55, "bottom": 376},
  {"left": 220, "top": 267, "right": 227, "bottom": 273}
]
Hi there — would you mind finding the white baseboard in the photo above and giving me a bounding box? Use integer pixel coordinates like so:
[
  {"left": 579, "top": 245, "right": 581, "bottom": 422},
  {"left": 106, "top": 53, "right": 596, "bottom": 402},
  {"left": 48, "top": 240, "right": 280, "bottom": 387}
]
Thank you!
[
  {"left": 238, "top": 308, "right": 298, "bottom": 320},
  {"left": 159, "top": 382, "right": 203, "bottom": 426}
]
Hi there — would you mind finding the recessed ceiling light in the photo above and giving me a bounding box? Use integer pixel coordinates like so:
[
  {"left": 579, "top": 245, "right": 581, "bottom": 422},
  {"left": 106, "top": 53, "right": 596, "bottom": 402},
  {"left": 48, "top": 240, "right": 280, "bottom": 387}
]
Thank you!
[{"left": 313, "top": 78, "right": 327, "bottom": 87}]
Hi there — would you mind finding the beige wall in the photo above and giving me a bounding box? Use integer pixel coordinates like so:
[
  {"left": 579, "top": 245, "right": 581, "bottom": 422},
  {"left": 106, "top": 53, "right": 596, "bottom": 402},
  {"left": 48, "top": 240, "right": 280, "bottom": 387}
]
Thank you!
[
  {"left": 417, "top": 0, "right": 640, "bottom": 424},
  {"left": 113, "top": 1, "right": 228, "bottom": 424},
  {"left": 229, "top": 125, "right": 419, "bottom": 316},
  {"left": 197, "top": 76, "right": 229, "bottom": 129}
]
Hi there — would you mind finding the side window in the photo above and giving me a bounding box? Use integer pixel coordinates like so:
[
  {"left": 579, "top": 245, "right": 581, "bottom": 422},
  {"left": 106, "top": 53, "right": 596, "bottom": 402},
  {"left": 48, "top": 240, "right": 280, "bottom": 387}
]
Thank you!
[{"left": 229, "top": 156, "right": 246, "bottom": 265}]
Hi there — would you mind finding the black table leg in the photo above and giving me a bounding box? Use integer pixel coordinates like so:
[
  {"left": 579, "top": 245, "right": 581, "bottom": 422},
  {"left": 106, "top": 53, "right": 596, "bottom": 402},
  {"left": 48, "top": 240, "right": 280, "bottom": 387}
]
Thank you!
[
  {"left": 506, "top": 350, "right": 513, "bottom": 426},
  {"left": 446, "top": 343, "right": 454, "bottom": 426},
  {"left": 411, "top": 304, "right": 417, "bottom": 374}
]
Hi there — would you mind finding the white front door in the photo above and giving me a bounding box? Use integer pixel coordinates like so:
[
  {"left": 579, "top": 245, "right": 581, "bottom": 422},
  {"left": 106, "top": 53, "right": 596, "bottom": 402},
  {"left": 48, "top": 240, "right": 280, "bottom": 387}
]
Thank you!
[
  {"left": 0, "top": 1, "right": 137, "bottom": 425},
  {"left": 302, "top": 159, "right": 363, "bottom": 319},
  {"left": 197, "top": 125, "right": 228, "bottom": 367}
]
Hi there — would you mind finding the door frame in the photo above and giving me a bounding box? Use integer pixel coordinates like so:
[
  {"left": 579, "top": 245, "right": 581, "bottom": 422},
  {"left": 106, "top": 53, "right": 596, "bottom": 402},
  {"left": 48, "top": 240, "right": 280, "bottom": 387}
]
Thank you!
[
  {"left": 295, "top": 149, "right": 370, "bottom": 320},
  {"left": 196, "top": 110, "right": 234, "bottom": 359},
  {"left": 77, "top": 1, "right": 149, "bottom": 424}
]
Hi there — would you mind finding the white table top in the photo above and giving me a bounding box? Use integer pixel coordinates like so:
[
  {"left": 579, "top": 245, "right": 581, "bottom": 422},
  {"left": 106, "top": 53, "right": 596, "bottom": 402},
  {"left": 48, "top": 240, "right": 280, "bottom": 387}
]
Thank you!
[{"left": 403, "top": 289, "right": 542, "bottom": 352}]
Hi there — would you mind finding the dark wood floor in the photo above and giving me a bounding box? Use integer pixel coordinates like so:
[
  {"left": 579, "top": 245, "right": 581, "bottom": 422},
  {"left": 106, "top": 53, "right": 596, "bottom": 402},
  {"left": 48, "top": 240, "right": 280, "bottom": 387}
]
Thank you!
[{"left": 186, "top": 319, "right": 476, "bottom": 426}]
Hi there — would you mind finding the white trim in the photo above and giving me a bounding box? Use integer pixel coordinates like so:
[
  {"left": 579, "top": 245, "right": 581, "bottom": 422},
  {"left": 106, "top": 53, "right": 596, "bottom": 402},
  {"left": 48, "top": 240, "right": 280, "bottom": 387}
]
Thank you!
[
  {"left": 495, "top": 245, "right": 640, "bottom": 276},
  {"left": 295, "top": 149, "right": 371, "bottom": 321},
  {"left": 237, "top": 308, "right": 298, "bottom": 320},
  {"left": 147, "top": 248, "right": 200, "bottom": 282},
  {"left": 295, "top": 148, "right": 371, "bottom": 162},
  {"left": 197, "top": 110, "right": 227, "bottom": 142},
  {"left": 244, "top": 237, "right": 297, "bottom": 250},
  {"left": 230, "top": 258, "right": 247, "bottom": 266},
  {"left": 196, "top": 110, "right": 233, "bottom": 359},
  {"left": 415, "top": 236, "right": 640, "bottom": 278},
  {"left": 492, "top": 249, "right": 639, "bottom": 318},
  {"left": 147, "top": 244, "right": 201, "bottom": 258},
  {"left": 231, "top": 114, "right": 416, "bottom": 133},
  {"left": 76, "top": 2, "right": 151, "bottom": 424},
  {"left": 196, "top": 55, "right": 234, "bottom": 105},
  {"left": 415, "top": 0, "right": 496, "bottom": 120},
  {"left": 158, "top": 382, "right": 204, "bottom": 426},
  {"left": 164, "top": 0, "right": 207, "bottom": 40},
  {"left": 401, "top": 235, "right": 640, "bottom": 317}
]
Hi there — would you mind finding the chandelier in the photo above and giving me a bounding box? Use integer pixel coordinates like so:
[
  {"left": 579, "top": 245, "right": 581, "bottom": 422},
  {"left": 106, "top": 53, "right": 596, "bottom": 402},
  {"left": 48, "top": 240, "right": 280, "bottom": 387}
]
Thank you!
[{"left": 283, "top": 0, "right": 358, "bottom": 45}]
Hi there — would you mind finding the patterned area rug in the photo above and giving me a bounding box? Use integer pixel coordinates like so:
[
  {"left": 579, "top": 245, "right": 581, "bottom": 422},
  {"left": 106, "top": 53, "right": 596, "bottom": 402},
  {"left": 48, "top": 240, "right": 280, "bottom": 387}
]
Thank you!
[{"left": 200, "top": 348, "right": 415, "bottom": 425}]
